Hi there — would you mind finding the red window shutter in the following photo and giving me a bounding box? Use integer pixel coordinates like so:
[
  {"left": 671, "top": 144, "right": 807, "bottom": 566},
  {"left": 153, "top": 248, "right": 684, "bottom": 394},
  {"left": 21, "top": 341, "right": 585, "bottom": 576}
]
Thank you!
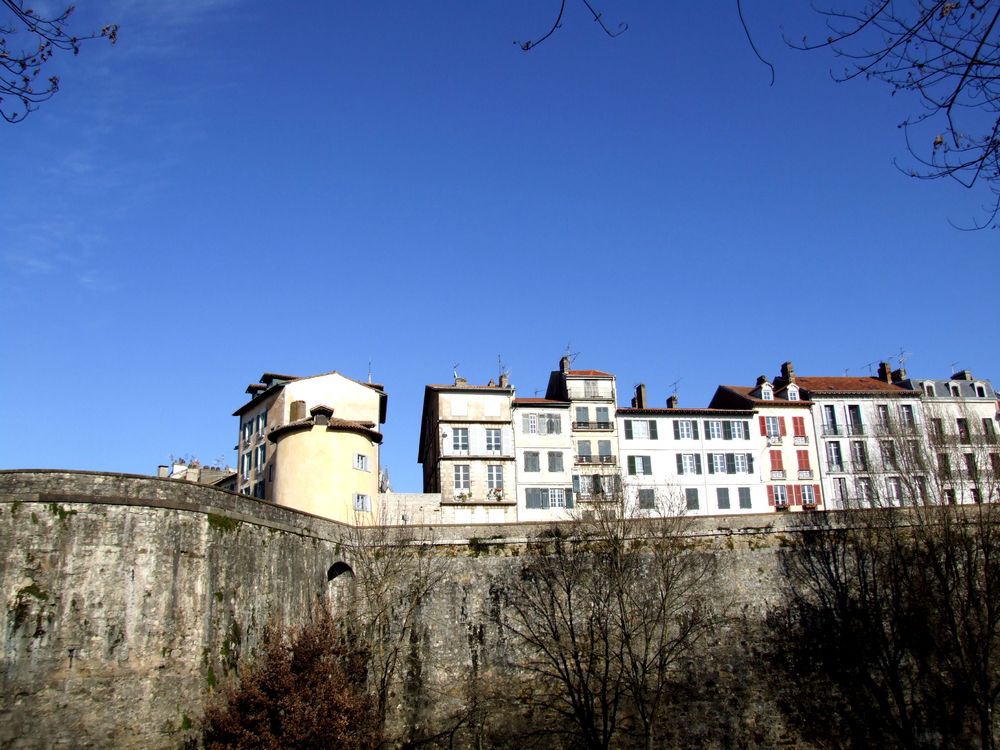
[
  {"left": 770, "top": 450, "right": 783, "bottom": 471},
  {"left": 814, "top": 484, "right": 822, "bottom": 506},
  {"left": 794, "top": 416, "right": 805, "bottom": 437},
  {"left": 779, "top": 417, "right": 787, "bottom": 436},
  {"left": 767, "top": 485, "right": 775, "bottom": 506},
  {"left": 792, "top": 485, "right": 802, "bottom": 506},
  {"left": 797, "top": 450, "right": 809, "bottom": 470},
  {"left": 759, "top": 416, "right": 767, "bottom": 436}
]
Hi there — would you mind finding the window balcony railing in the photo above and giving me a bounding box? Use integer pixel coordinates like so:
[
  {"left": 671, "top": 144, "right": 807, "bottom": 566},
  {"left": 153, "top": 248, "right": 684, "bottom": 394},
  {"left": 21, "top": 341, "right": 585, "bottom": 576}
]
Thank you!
[
  {"left": 572, "top": 421, "right": 614, "bottom": 431},
  {"left": 767, "top": 436, "right": 782, "bottom": 446},
  {"left": 576, "top": 454, "right": 617, "bottom": 466},
  {"left": 798, "top": 469, "right": 814, "bottom": 480},
  {"left": 847, "top": 424, "right": 867, "bottom": 436},
  {"left": 828, "top": 461, "right": 845, "bottom": 473},
  {"left": 823, "top": 424, "right": 845, "bottom": 436},
  {"left": 793, "top": 436, "right": 809, "bottom": 445},
  {"left": 770, "top": 470, "right": 786, "bottom": 480}
]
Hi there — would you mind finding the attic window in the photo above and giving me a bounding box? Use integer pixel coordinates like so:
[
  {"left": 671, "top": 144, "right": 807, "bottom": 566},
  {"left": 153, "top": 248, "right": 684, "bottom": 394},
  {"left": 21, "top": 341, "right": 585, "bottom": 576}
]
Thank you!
[
  {"left": 761, "top": 385, "right": 774, "bottom": 401},
  {"left": 950, "top": 383, "right": 961, "bottom": 398},
  {"left": 787, "top": 386, "right": 799, "bottom": 401},
  {"left": 924, "top": 382, "right": 935, "bottom": 397},
  {"left": 976, "top": 384, "right": 987, "bottom": 398}
]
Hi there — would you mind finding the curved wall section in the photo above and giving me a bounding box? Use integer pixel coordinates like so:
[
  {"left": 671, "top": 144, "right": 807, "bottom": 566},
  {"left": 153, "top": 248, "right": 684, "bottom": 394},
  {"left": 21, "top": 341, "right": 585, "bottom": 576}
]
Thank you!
[{"left": 0, "top": 470, "right": 353, "bottom": 748}]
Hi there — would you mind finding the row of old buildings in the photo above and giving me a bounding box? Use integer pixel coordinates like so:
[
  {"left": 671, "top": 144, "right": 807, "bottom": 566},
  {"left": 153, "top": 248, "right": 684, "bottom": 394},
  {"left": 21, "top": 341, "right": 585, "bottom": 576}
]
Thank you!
[{"left": 196, "top": 357, "right": 999, "bottom": 525}]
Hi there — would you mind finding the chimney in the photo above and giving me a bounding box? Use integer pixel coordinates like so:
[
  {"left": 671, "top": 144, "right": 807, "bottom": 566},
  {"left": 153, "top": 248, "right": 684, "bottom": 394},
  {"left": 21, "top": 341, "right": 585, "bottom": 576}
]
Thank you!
[
  {"left": 157, "top": 465, "right": 169, "bottom": 478},
  {"left": 779, "top": 361, "right": 796, "bottom": 385},
  {"left": 666, "top": 394, "right": 678, "bottom": 409},
  {"left": 290, "top": 400, "right": 307, "bottom": 421},
  {"left": 891, "top": 367, "right": 907, "bottom": 383},
  {"left": 560, "top": 356, "right": 570, "bottom": 374},
  {"left": 499, "top": 373, "right": 509, "bottom": 388},
  {"left": 951, "top": 369, "right": 974, "bottom": 381},
  {"left": 877, "top": 361, "right": 892, "bottom": 383},
  {"left": 631, "top": 384, "right": 647, "bottom": 409},
  {"left": 454, "top": 375, "right": 467, "bottom": 386},
  {"left": 755, "top": 375, "right": 769, "bottom": 387}
]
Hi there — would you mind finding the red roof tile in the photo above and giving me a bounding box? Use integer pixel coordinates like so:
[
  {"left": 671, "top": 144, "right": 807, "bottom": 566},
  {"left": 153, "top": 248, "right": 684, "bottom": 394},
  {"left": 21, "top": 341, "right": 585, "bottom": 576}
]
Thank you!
[
  {"left": 513, "top": 398, "right": 569, "bottom": 406},
  {"left": 795, "top": 376, "right": 914, "bottom": 394},
  {"left": 567, "top": 369, "right": 613, "bottom": 377}
]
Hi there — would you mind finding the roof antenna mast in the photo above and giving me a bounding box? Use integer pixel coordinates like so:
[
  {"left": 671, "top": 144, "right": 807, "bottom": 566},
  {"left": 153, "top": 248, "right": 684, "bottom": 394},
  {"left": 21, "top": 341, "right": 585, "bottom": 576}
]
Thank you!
[{"left": 367, "top": 359, "right": 373, "bottom": 384}]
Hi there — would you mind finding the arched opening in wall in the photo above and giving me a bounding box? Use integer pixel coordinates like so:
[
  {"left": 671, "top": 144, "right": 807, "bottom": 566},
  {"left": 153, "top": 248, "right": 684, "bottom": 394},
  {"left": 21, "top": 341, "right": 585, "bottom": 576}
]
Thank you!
[{"left": 327, "top": 561, "right": 356, "bottom": 614}]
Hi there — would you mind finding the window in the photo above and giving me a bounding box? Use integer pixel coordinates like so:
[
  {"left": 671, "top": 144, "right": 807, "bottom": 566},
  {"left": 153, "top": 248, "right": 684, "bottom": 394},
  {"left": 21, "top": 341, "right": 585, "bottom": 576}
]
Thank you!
[
  {"left": 797, "top": 450, "right": 811, "bottom": 471},
  {"left": 733, "top": 453, "right": 750, "bottom": 473},
  {"left": 708, "top": 420, "right": 723, "bottom": 440},
  {"left": 256, "top": 444, "right": 266, "bottom": 469},
  {"left": 877, "top": 404, "right": 890, "bottom": 427},
  {"left": 712, "top": 454, "right": 728, "bottom": 474},
  {"left": 827, "top": 441, "right": 843, "bottom": 470},
  {"left": 761, "top": 385, "right": 774, "bottom": 400},
  {"left": 576, "top": 406, "right": 588, "bottom": 423},
  {"left": 354, "top": 453, "right": 370, "bottom": 471},
  {"left": 256, "top": 411, "right": 267, "bottom": 433},
  {"left": 625, "top": 419, "right": 658, "bottom": 440},
  {"left": 857, "top": 478, "right": 873, "bottom": 503},
  {"left": 880, "top": 441, "right": 896, "bottom": 467},
  {"left": 578, "top": 441, "right": 592, "bottom": 461},
  {"left": 453, "top": 465, "right": 470, "bottom": 490},
  {"left": 487, "top": 465, "right": 503, "bottom": 490},
  {"left": 932, "top": 418, "right": 944, "bottom": 437},
  {"left": 973, "top": 488, "right": 982, "bottom": 504},
  {"left": 353, "top": 493, "right": 372, "bottom": 512},
  {"left": 686, "top": 488, "right": 699, "bottom": 510},
  {"left": 549, "top": 488, "right": 566, "bottom": 508},
  {"left": 792, "top": 416, "right": 806, "bottom": 438},
  {"left": 479, "top": 428, "right": 498, "bottom": 454},
  {"left": 638, "top": 489, "right": 656, "bottom": 510},
  {"left": 241, "top": 453, "right": 251, "bottom": 479},
  {"left": 738, "top": 487, "right": 752, "bottom": 509},
  {"left": 823, "top": 405, "right": 839, "bottom": 433},
  {"left": 548, "top": 451, "right": 564, "bottom": 472},
  {"left": 730, "top": 421, "right": 748, "bottom": 440},
  {"left": 924, "top": 382, "right": 936, "bottom": 397},
  {"left": 834, "top": 477, "right": 848, "bottom": 501},
  {"left": 787, "top": 386, "right": 799, "bottom": 401},
  {"left": 584, "top": 380, "right": 599, "bottom": 398},
  {"left": 770, "top": 450, "right": 784, "bottom": 472},
  {"left": 627, "top": 455, "right": 652, "bottom": 475},
  {"left": 847, "top": 406, "right": 864, "bottom": 434},
  {"left": 771, "top": 485, "right": 788, "bottom": 507},
  {"left": 951, "top": 384, "right": 961, "bottom": 397},
  {"left": 598, "top": 440, "right": 612, "bottom": 459},
  {"left": 596, "top": 407, "right": 609, "bottom": 425},
  {"left": 958, "top": 418, "right": 972, "bottom": 444},
  {"left": 675, "top": 420, "right": 695, "bottom": 439},
  {"left": 900, "top": 405, "right": 915, "bottom": 429},
  {"left": 886, "top": 477, "right": 902, "bottom": 505},
  {"left": 678, "top": 454, "right": 702, "bottom": 475},
  {"left": 801, "top": 485, "right": 816, "bottom": 506},
  {"left": 242, "top": 422, "right": 252, "bottom": 442},
  {"left": 851, "top": 441, "right": 868, "bottom": 471},
  {"left": 717, "top": 487, "right": 731, "bottom": 510},
  {"left": 764, "top": 416, "right": 781, "bottom": 438},
  {"left": 252, "top": 481, "right": 264, "bottom": 499},
  {"left": 522, "top": 413, "right": 562, "bottom": 435},
  {"left": 945, "top": 488, "right": 956, "bottom": 504},
  {"left": 452, "top": 428, "right": 469, "bottom": 453},
  {"left": 991, "top": 453, "right": 1000, "bottom": 476},
  {"left": 984, "top": 418, "right": 997, "bottom": 443},
  {"left": 524, "top": 452, "right": 540, "bottom": 472},
  {"left": 938, "top": 453, "right": 951, "bottom": 478},
  {"left": 977, "top": 384, "right": 988, "bottom": 398},
  {"left": 965, "top": 453, "right": 977, "bottom": 477}
]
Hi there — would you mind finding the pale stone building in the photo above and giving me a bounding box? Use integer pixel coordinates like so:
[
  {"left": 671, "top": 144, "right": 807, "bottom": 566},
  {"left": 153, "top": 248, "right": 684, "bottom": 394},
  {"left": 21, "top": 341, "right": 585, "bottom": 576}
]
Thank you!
[{"left": 232, "top": 371, "right": 387, "bottom": 522}]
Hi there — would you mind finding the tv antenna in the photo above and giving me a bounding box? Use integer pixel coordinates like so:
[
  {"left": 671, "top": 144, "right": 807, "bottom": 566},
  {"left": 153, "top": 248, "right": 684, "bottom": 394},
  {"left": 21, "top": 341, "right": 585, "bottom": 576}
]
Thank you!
[
  {"left": 497, "top": 354, "right": 508, "bottom": 379},
  {"left": 893, "top": 347, "right": 909, "bottom": 369},
  {"left": 668, "top": 379, "right": 681, "bottom": 398},
  {"left": 564, "top": 343, "right": 580, "bottom": 365},
  {"left": 452, "top": 362, "right": 461, "bottom": 380},
  {"left": 367, "top": 359, "right": 373, "bottom": 384},
  {"left": 950, "top": 360, "right": 960, "bottom": 374},
  {"left": 863, "top": 360, "right": 879, "bottom": 376}
]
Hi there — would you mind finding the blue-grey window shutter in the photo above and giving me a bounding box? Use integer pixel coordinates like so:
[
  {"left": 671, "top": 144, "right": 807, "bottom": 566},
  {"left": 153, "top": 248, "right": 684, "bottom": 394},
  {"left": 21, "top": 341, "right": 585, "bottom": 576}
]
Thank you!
[
  {"left": 673, "top": 421, "right": 680, "bottom": 440},
  {"left": 692, "top": 421, "right": 700, "bottom": 440},
  {"left": 707, "top": 453, "right": 715, "bottom": 474},
  {"left": 642, "top": 456, "right": 651, "bottom": 474},
  {"left": 723, "top": 421, "right": 732, "bottom": 440},
  {"left": 739, "top": 487, "right": 751, "bottom": 508},
  {"left": 627, "top": 456, "right": 636, "bottom": 475},
  {"left": 525, "top": 488, "right": 538, "bottom": 508},
  {"left": 565, "top": 488, "right": 574, "bottom": 509},
  {"left": 676, "top": 454, "right": 684, "bottom": 474},
  {"left": 695, "top": 454, "right": 703, "bottom": 474},
  {"left": 743, "top": 421, "right": 750, "bottom": 439},
  {"left": 624, "top": 420, "right": 633, "bottom": 439},
  {"left": 746, "top": 454, "right": 754, "bottom": 473},
  {"left": 704, "top": 420, "right": 711, "bottom": 435},
  {"left": 649, "top": 420, "right": 658, "bottom": 439},
  {"left": 726, "top": 453, "right": 736, "bottom": 474}
]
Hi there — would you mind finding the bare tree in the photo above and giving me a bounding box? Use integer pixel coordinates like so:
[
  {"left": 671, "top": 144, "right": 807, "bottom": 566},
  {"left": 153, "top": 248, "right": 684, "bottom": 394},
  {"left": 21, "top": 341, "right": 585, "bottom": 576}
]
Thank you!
[
  {"left": 337, "top": 507, "right": 445, "bottom": 737},
  {"left": 505, "top": 488, "right": 715, "bottom": 749},
  {"left": 1, "top": 0, "right": 117, "bottom": 123},
  {"left": 793, "top": 0, "right": 1000, "bottom": 227}
]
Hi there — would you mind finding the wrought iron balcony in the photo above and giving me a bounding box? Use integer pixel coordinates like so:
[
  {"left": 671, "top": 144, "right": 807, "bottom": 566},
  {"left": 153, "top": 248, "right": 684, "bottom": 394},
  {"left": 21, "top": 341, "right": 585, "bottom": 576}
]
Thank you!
[
  {"left": 770, "top": 470, "right": 786, "bottom": 480},
  {"left": 576, "top": 454, "right": 617, "bottom": 465},
  {"left": 847, "top": 424, "right": 867, "bottom": 436},
  {"left": 572, "top": 421, "right": 614, "bottom": 431},
  {"left": 793, "top": 436, "right": 809, "bottom": 445},
  {"left": 823, "top": 424, "right": 845, "bottom": 436},
  {"left": 798, "top": 469, "right": 814, "bottom": 480}
]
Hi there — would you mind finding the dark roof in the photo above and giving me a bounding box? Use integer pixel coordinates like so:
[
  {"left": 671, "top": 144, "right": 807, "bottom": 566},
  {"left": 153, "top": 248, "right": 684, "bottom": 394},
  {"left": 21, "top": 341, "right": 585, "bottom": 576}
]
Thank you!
[
  {"left": 618, "top": 407, "right": 754, "bottom": 417},
  {"left": 795, "top": 376, "right": 915, "bottom": 396},
  {"left": 513, "top": 398, "right": 570, "bottom": 407},
  {"left": 711, "top": 385, "right": 814, "bottom": 408}
]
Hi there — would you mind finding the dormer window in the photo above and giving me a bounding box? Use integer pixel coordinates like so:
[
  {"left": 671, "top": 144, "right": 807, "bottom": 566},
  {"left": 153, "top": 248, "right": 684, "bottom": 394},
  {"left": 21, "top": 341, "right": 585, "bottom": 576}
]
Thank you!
[
  {"left": 787, "top": 385, "right": 799, "bottom": 401},
  {"left": 924, "top": 382, "right": 935, "bottom": 397},
  {"left": 761, "top": 385, "right": 774, "bottom": 401},
  {"left": 976, "top": 383, "right": 987, "bottom": 398},
  {"left": 950, "top": 383, "right": 961, "bottom": 398}
]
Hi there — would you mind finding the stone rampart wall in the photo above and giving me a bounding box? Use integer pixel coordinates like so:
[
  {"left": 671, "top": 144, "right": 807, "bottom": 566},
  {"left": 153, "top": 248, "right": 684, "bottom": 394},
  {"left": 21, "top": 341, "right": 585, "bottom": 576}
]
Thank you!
[{"left": 1, "top": 471, "right": 810, "bottom": 748}]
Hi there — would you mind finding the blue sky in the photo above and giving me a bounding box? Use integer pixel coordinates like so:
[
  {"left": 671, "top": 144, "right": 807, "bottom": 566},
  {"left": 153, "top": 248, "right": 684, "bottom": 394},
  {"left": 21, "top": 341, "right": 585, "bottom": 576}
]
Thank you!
[{"left": 2, "top": 1, "right": 996, "bottom": 492}]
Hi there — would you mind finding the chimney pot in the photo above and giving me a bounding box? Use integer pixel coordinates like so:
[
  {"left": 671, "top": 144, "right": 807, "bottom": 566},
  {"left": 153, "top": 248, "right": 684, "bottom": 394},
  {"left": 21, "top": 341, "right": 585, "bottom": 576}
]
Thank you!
[
  {"left": 756, "top": 375, "right": 769, "bottom": 387},
  {"left": 560, "top": 356, "right": 570, "bottom": 374},
  {"left": 666, "top": 395, "right": 678, "bottom": 409},
  {"left": 877, "top": 361, "right": 892, "bottom": 383},
  {"left": 633, "top": 384, "right": 647, "bottom": 409},
  {"left": 499, "top": 373, "right": 509, "bottom": 388},
  {"left": 780, "top": 361, "right": 796, "bottom": 384}
]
